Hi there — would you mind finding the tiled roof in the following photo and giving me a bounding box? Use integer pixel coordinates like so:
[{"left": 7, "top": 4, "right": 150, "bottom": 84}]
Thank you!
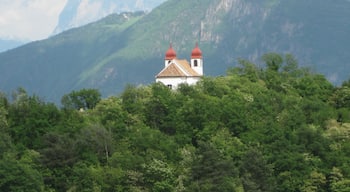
[
  {"left": 156, "top": 63, "right": 186, "bottom": 77},
  {"left": 156, "top": 59, "right": 201, "bottom": 77}
]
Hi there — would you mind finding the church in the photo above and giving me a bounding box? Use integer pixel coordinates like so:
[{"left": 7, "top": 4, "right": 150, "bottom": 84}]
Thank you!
[{"left": 155, "top": 43, "right": 203, "bottom": 89}]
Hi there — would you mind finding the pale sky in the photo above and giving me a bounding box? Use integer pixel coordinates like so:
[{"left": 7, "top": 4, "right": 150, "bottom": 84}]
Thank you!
[{"left": 0, "top": 0, "right": 67, "bottom": 41}]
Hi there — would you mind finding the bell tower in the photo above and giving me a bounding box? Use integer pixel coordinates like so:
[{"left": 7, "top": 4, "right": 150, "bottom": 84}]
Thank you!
[
  {"left": 190, "top": 43, "right": 203, "bottom": 75},
  {"left": 164, "top": 43, "right": 177, "bottom": 67}
]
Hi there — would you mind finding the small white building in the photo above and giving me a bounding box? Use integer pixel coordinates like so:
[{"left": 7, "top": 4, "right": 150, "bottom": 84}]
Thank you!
[{"left": 156, "top": 43, "right": 203, "bottom": 89}]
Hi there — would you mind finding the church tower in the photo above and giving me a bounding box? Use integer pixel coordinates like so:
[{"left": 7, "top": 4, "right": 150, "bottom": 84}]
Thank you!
[
  {"left": 190, "top": 43, "right": 203, "bottom": 75},
  {"left": 164, "top": 44, "right": 177, "bottom": 67}
]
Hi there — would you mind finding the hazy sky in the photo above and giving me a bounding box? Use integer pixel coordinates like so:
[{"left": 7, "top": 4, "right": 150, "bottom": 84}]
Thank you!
[{"left": 0, "top": 0, "right": 67, "bottom": 41}]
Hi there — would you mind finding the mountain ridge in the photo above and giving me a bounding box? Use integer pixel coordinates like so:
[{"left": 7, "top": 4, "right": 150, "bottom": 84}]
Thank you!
[
  {"left": 53, "top": 0, "right": 167, "bottom": 35},
  {"left": 0, "top": 39, "right": 25, "bottom": 53},
  {"left": 0, "top": 0, "right": 166, "bottom": 52}
]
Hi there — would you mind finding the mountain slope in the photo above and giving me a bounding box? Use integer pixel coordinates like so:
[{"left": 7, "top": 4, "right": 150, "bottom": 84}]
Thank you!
[
  {"left": 0, "top": 12, "right": 145, "bottom": 102},
  {"left": 0, "top": 39, "right": 26, "bottom": 52},
  {"left": 0, "top": 0, "right": 350, "bottom": 103},
  {"left": 53, "top": 0, "right": 167, "bottom": 34}
]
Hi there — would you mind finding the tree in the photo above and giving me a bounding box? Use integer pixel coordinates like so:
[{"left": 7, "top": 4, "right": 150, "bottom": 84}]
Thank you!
[
  {"left": 40, "top": 132, "right": 78, "bottom": 168},
  {"left": 144, "top": 83, "right": 177, "bottom": 134},
  {"left": 143, "top": 159, "right": 175, "bottom": 191},
  {"left": 61, "top": 88, "right": 101, "bottom": 110},
  {"left": 301, "top": 170, "right": 326, "bottom": 192},
  {"left": 0, "top": 151, "right": 45, "bottom": 192},
  {"left": 92, "top": 96, "right": 127, "bottom": 140},
  {"left": 121, "top": 84, "right": 150, "bottom": 115},
  {"left": 71, "top": 162, "right": 125, "bottom": 192},
  {"left": 190, "top": 141, "right": 238, "bottom": 191},
  {"left": 0, "top": 106, "right": 12, "bottom": 156},
  {"left": 240, "top": 147, "right": 275, "bottom": 192},
  {"left": 262, "top": 53, "right": 283, "bottom": 71},
  {"left": 328, "top": 167, "right": 350, "bottom": 192},
  {"left": 261, "top": 53, "right": 284, "bottom": 91},
  {"left": 0, "top": 92, "right": 9, "bottom": 109},
  {"left": 282, "top": 54, "right": 299, "bottom": 74},
  {"left": 330, "top": 85, "right": 350, "bottom": 110},
  {"left": 228, "top": 58, "right": 261, "bottom": 82},
  {"left": 7, "top": 89, "right": 61, "bottom": 149},
  {"left": 76, "top": 124, "right": 114, "bottom": 164}
]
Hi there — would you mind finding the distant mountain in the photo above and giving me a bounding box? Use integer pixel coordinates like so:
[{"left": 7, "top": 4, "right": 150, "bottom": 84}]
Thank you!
[
  {"left": 0, "top": 0, "right": 166, "bottom": 52},
  {"left": 0, "top": 39, "right": 26, "bottom": 53},
  {"left": 1, "top": 0, "right": 350, "bottom": 103},
  {"left": 53, "top": 0, "right": 167, "bottom": 35}
]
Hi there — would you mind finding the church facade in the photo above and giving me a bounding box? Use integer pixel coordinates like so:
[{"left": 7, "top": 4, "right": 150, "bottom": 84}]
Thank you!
[{"left": 155, "top": 43, "right": 203, "bottom": 89}]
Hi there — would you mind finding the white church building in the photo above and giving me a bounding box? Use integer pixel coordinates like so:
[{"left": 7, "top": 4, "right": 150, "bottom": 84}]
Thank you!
[{"left": 155, "top": 43, "right": 203, "bottom": 89}]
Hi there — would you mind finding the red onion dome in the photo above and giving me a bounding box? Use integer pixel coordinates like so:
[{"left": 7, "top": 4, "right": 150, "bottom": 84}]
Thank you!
[
  {"left": 191, "top": 43, "right": 202, "bottom": 59},
  {"left": 165, "top": 44, "right": 177, "bottom": 60}
]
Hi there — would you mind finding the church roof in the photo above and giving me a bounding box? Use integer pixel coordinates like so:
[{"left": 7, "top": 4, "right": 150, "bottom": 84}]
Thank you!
[{"left": 156, "top": 59, "right": 201, "bottom": 78}]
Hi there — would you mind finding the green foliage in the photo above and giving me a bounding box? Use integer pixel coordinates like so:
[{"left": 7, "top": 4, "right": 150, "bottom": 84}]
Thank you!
[
  {"left": 262, "top": 52, "right": 284, "bottom": 71},
  {"left": 144, "top": 83, "right": 177, "bottom": 134},
  {"left": 61, "top": 88, "right": 101, "bottom": 110},
  {"left": 240, "top": 147, "right": 275, "bottom": 192},
  {"left": 40, "top": 132, "right": 78, "bottom": 168},
  {"left": 0, "top": 151, "right": 44, "bottom": 192},
  {"left": 143, "top": 159, "right": 175, "bottom": 191},
  {"left": 0, "top": 105, "right": 12, "bottom": 156},
  {"left": 329, "top": 167, "right": 350, "bottom": 192},
  {"left": 301, "top": 170, "right": 327, "bottom": 192},
  {"left": 76, "top": 124, "right": 114, "bottom": 164},
  {"left": 189, "top": 141, "right": 239, "bottom": 191},
  {"left": 121, "top": 84, "right": 150, "bottom": 115},
  {"left": 3, "top": 54, "right": 350, "bottom": 191},
  {"left": 8, "top": 88, "right": 61, "bottom": 149}
]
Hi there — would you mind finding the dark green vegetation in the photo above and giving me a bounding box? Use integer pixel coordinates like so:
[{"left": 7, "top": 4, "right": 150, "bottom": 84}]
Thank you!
[
  {"left": 1, "top": 0, "right": 350, "bottom": 103},
  {"left": 1, "top": 53, "right": 350, "bottom": 191}
]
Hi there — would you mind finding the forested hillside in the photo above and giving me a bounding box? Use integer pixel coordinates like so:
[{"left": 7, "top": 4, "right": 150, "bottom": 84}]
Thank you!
[{"left": 1, "top": 53, "right": 350, "bottom": 191}]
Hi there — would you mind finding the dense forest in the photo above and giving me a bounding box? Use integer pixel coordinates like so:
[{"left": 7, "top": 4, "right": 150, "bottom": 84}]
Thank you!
[{"left": 1, "top": 53, "right": 350, "bottom": 191}]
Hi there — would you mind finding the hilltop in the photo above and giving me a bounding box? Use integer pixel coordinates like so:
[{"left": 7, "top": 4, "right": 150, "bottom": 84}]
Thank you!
[{"left": 1, "top": 56, "right": 350, "bottom": 191}]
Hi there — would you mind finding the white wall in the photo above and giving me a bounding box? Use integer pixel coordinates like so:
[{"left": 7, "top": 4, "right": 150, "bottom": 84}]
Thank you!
[{"left": 156, "top": 76, "right": 201, "bottom": 89}]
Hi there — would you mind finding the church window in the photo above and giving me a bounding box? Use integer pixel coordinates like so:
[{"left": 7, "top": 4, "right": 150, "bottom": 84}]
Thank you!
[
  {"left": 194, "top": 60, "right": 198, "bottom": 67},
  {"left": 167, "top": 84, "right": 172, "bottom": 89}
]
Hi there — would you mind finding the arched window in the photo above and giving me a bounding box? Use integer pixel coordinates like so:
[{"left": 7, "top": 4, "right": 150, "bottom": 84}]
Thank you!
[{"left": 194, "top": 60, "right": 198, "bottom": 67}]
